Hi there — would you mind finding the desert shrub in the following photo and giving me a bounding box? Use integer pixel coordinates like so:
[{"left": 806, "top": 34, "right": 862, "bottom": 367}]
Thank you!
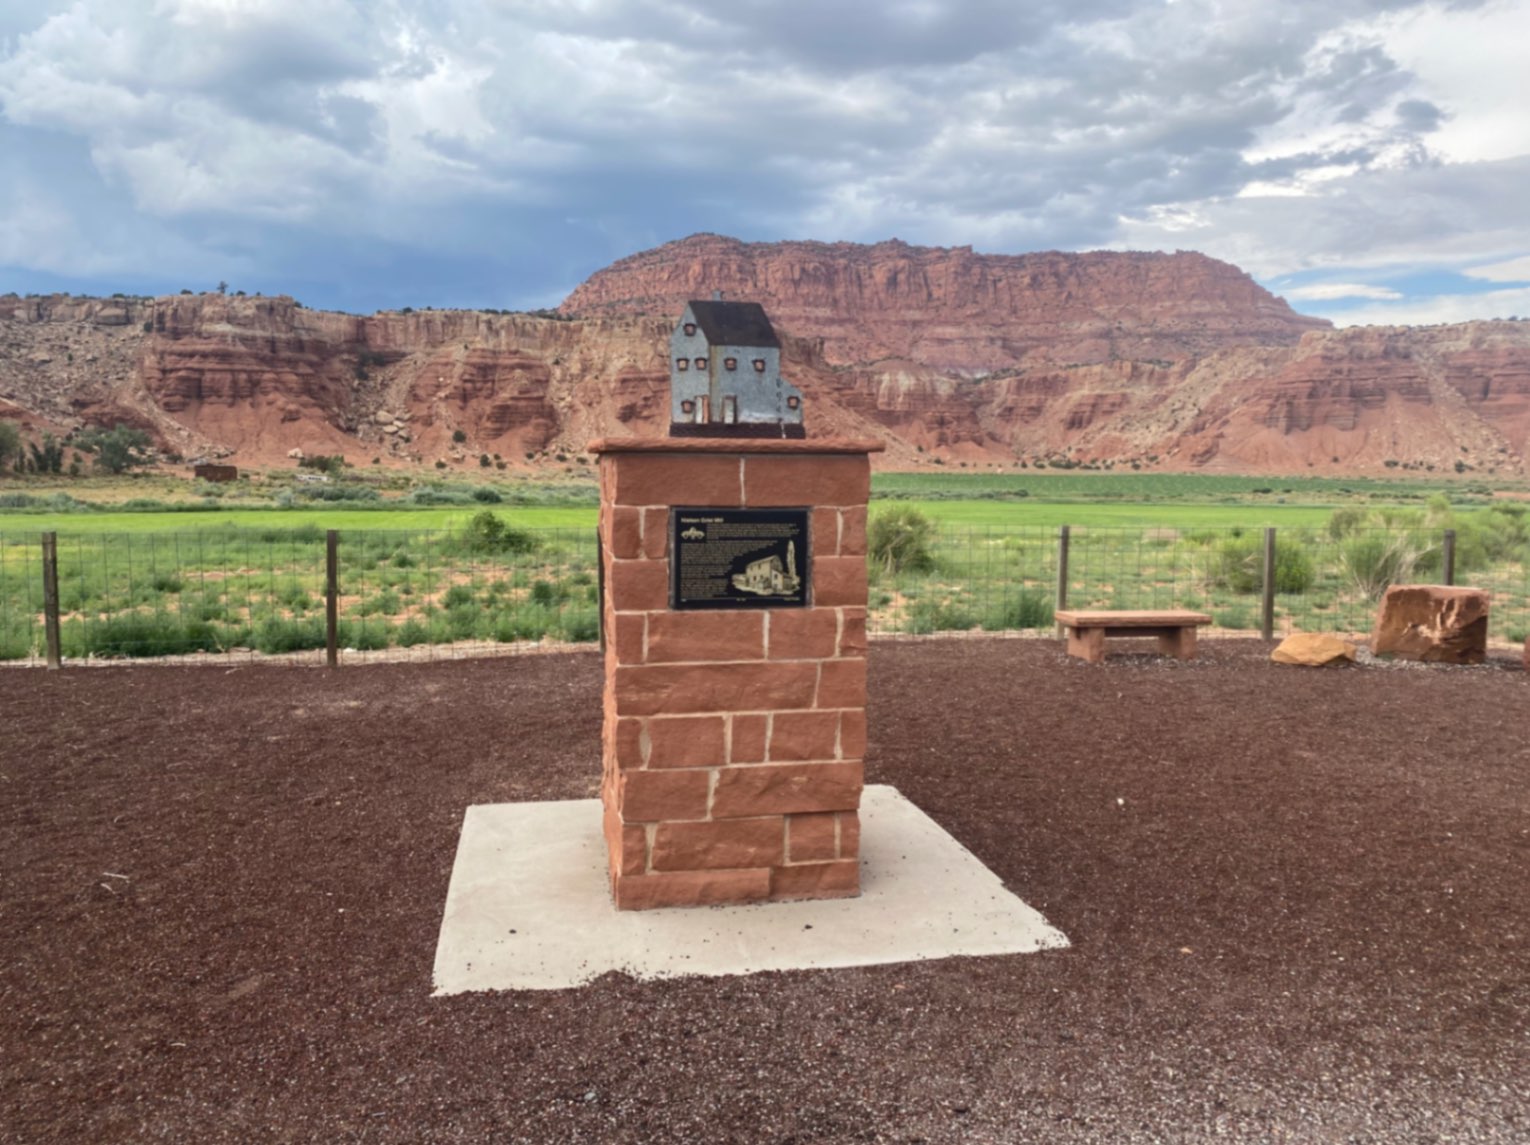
[
  {"left": 1212, "top": 534, "right": 1315, "bottom": 594},
  {"left": 395, "top": 618, "right": 431, "bottom": 647},
  {"left": 903, "top": 598, "right": 977, "bottom": 634},
  {"left": 460, "top": 510, "right": 539, "bottom": 555},
  {"left": 1211, "top": 607, "right": 1255, "bottom": 631},
  {"left": 471, "top": 486, "right": 502, "bottom": 503},
  {"left": 252, "top": 616, "right": 327, "bottom": 654},
  {"left": 1327, "top": 506, "right": 1368, "bottom": 539},
  {"left": 149, "top": 571, "right": 184, "bottom": 593},
  {"left": 1341, "top": 532, "right": 1435, "bottom": 599},
  {"left": 442, "top": 584, "right": 476, "bottom": 608},
  {"left": 980, "top": 589, "right": 1054, "bottom": 631},
  {"left": 70, "top": 612, "right": 222, "bottom": 657},
  {"left": 296, "top": 484, "right": 379, "bottom": 502},
  {"left": 530, "top": 578, "right": 570, "bottom": 606},
  {"left": 869, "top": 506, "right": 938, "bottom": 576},
  {"left": 558, "top": 607, "right": 600, "bottom": 643},
  {"left": 337, "top": 619, "right": 390, "bottom": 652}
]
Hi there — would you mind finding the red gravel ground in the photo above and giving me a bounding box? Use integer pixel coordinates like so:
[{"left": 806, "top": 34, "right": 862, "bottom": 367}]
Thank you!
[{"left": 3, "top": 639, "right": 1527, "bottom": 1144}]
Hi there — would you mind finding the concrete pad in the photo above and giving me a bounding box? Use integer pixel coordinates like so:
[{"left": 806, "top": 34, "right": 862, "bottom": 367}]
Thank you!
[{"left": 432, "top": 784, "right": 1069, "bottom": 994}]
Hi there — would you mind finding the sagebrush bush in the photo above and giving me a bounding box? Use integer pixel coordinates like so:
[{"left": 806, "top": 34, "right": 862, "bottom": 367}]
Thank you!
[
  {"left": 1212, "top": 534, "right": 1315, "bottom": 594},
  {"left": 869, "top": 506, "right": 937, "bottom": 576},
  {"left": 981, "top": 589, "right": 1054, "bottom": 631}
]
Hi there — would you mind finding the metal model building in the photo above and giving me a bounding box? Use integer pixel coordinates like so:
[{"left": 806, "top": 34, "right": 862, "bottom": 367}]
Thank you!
[{"left": 668, "top": 295, "right": 805, "bottom": 437}]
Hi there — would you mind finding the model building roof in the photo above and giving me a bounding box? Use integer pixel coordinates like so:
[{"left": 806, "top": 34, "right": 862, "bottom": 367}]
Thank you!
[{"left": 686, "top": 300, "right": 780, "bottom": 348}]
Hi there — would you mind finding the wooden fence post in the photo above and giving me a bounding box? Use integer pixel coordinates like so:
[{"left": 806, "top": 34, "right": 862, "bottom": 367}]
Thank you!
[
  {"left": 1054, "top": 525, "right": 1070, "bottom": 638},
  {"left": 41, "top": 531, "right": 61, "bottom": 670},
  {"left": 1442, "top": 529, "right": 1456, "bottom": 587},
  {"left": 325, "top": 529, "right": 339, "bottom": 668},
  {"left": 1261, "top": 527, "right": 1276, "bottom": 641}
]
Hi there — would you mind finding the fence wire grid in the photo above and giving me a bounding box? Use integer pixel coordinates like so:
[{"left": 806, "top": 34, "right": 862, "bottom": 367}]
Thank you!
[{"left": 2, "top": 522, "right": 1526, "bottom": 666}]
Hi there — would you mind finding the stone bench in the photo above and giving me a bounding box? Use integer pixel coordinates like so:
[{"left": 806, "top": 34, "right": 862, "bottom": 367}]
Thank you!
[{"left": 1055, "top": 609, "right": 1213, "bottom": 664}]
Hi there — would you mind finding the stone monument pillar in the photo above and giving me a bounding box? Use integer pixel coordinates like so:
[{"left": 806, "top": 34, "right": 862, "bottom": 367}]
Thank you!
[{"left": 589, "top": 436, "right": 882, "bottom": 909}]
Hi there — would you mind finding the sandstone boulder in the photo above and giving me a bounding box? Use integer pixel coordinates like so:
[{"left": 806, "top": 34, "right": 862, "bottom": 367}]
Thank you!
[
  {"left": 1271, "top": 633, "right": 1356, "bottom": 666},
  {"left": 1370, "top": 585, "right": 1489, "bottom": 664}
]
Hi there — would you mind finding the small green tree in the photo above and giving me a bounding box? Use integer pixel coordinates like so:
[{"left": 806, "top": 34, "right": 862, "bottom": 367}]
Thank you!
[
  {"left": 28, "top": 433, "right": 65, "bottom": 475},
  {"left": 76, "top": 425, "right": 153, "bottom": 474}
]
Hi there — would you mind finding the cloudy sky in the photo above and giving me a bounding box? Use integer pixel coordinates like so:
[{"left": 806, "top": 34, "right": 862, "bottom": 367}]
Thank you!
[{"left": 1, "top": 0, "right": 1527, "bottom": 326}]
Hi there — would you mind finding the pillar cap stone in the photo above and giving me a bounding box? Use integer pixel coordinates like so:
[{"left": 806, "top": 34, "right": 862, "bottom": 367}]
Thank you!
[{"left": 589, "top": 436, "right": 885, "bottom": 456}]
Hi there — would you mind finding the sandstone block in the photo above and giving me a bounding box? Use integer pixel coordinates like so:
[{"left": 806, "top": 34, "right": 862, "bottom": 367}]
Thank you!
[
  {"left": 613, "top": 869, "right": 771, "bottom": 911},
  {"left": 606, "top": 716, "right": 645, "bottom": 770},
  {"left": 1270, "top": 633, "right": 1357, "bottom": 667},
  {"left": 838, "top": 506, "right": 868, "bottom": 557},
  {"left": 767, "top": 608, "right": 839, "bottom": 660},
  {"left": 812, "top": 508, "right": 840, "bottom": 558},
  {"left": 838, "top": 812, "right": 860, "bottom": 860},
  {"left": 647, "top": 610, "right": 765, "bottom": 664},
  {"left": 711, "top": 761, "right": 863, "bottom": 818},
  {"left": 611, "top": 454, "right": 740, "bottom": 507},
  {"left": 743, "top": 454, "right": 870, "bottom": 508},
  {"left": 614, "top": 661, "right": 819, "bottom": 716},
  {"left": 619, "top": 768, "right": 711, "bottom": 822},
  {"left": 817, "top": 658, "right": 868, "bottom": 709},
  {"left": 787, "top": 813, "right": 839, "bottom": 863},
  {"left": 611, "top": 613, "right": 646, "bottom": 664},
  {"left": 729, "top": 713, "right": 767, "bottom": 763},
  {"left": 838, "top": 608, "right": 868, "bottom": 657},
  {"left": 768, "top": 709, "right": 841, "bottom": 762},
  {"left": 651, "top": 817, "right": 785, "bottom": 871},
  {"left": 607, "top": 560, "right": 670, "bottom": 611},
  {"left": 645, "top": 715, "right": 727, "bottom": 769},
  {"left": 838, "top": 709, "right": 867, "bottom": 759},
  {"left": 770, "top": 860, "right": 860, "bottom": 901},
  {"left": 641, "top": 507, "right": 669, "bottom": 559},
  {"left": 607, "top": 506, "right": 644, "bottom": 559},
  {"left": 812, "top": 556, "right": 868, "bottom": 608},
  {"left": 1370, "top": 585, "right": 1489, "bottom": 664}
]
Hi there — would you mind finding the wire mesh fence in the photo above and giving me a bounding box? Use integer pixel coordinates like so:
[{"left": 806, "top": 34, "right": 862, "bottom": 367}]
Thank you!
[{"left": 2, "top": 520, "right": 1526, "bottom": 665}]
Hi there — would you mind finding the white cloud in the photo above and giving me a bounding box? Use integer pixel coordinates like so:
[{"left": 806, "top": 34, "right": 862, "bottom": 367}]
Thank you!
[
  {"left": 1465, "top": 256, "right": 1530, "bottom": 284},
  {"left": 1285, "top": 283, "right": 1403, "bottom": 301},
  {"left": 1327, "top": 286, "right": 1530, "bottom": 327}
]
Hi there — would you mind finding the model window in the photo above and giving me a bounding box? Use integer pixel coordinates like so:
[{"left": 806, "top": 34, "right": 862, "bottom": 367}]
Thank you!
[
  {"left": 786, "top": 395, "right": 801, "bottom": 410},
  {"left": 676, "top": 358, "right": 688, "bottom": 371},
  {"left": 694, "top": 357, "right": 707, "bottom": 370},
  {"left": 680, "top": 399, "right": 695, "bottom": 414},
  {"left": 724, "top": 357, "right": 737, "bottom": 371},
  {"left": 753, "top": 358, "right": 766, "bottom": 372},
  {"left": 683, "top": 323, "right": 696, "bottom": 336}
]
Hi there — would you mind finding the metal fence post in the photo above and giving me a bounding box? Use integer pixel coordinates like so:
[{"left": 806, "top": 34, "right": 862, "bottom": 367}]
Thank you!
[
  {"left": 1261, "top": 527, "right": 1276, "bottom": 640},
  {"left": 1442, "top": 529, "right": 1456, "bottom": 587},
  {"left": 41, "top": 531, "right": 62, "bottom": 669},
  {"left": 1054, "top": 525, "right": 1070, "bottom": 638},
  {"left": 325, "top": 530, "right": 339, "bottom": 668}
]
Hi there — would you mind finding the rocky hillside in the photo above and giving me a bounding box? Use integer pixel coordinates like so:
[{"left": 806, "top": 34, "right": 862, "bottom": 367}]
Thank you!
[
  {"left": 561, "top": 234, "right": 1330, "bottom": 372},
  {"left": 2, "top": 237, "right": 1529, "bottom": 477}
]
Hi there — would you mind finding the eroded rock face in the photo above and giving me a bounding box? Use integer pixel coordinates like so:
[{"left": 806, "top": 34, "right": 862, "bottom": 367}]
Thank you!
[
  {"left": 1370, "top": 585, "right": 1490, "bottom": 664},
  {"left": 1271, "top": 633, "right": 1357, "bottom": 666},
  {"left": 561, "top": 234, "right": 1330, "bottom": 371}
]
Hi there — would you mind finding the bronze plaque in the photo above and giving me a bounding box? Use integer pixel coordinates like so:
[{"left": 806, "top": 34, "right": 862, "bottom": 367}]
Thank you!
[{"left": 671, "top": 508, "right": 810, "bottom": 610}]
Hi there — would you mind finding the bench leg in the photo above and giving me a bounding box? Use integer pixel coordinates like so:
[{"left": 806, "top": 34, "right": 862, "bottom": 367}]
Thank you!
[
  {"left": 1066, "top": 626, "right": 1105, "bottom": 663},
  {"left": 1157, "top": 627, "right": 1196, "bottom": 660}
]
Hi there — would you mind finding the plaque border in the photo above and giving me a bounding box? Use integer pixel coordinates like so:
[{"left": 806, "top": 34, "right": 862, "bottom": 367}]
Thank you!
[{"left": 669, "top": 506, "right": 812, "bottom": 611}]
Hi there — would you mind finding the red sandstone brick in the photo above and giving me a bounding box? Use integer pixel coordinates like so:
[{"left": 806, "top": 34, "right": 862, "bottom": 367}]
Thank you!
[
  {"left": 608, "top": 506, "right": 644, "bottom": 560},
  {"left": 642, "top": 507, "right": 670, "bottom": 560},
  {"left": 610, "top": 716, "right": 645, "bottom": 770},
  {"left": 838, "top": 812, "right": 860, "bottom": 860},
  {"left": 817, "top": 658, "right": 867, "bottom": 709},
  {"left": 839, "top": 506, "right": 867, "bottom": 557},
  {"left": 730, "top": 713, "right": 767, "bottom": 763},
  {"left": 812, "top": 557, "right": 867, "bottom": 608},
  {"left": 769, "top": 709, "right": 841, "bottom": 762},
  {"left": 603, "top": 803, "right": 648, "bottom": 877},
  {"left": 619, "top": 768, "right": 712, "bottom": 822},
  {"left": 838, "top": 608, "right": 868, "bottom": 657},
  {"left": 743, "top": 454, "right": 870, "bottom": 508},
  {"left": 711, "top": 761, "right": 863, "bottom": 818},
  {"left": 770, "top": 859, "right": 860, "bottom": 901},
  {"left": 787, "top": 813, "right": 838, "bottom": 862},
  {"left": 766, "top": 608, "right": 839, "bottom": 660},
  {"left": 608, "top": 560, "right": 670, "bottom": 611},
  {"left": 647, "top": 611, "right": 764, "bottom": 664},
  {"left": 646, "top": 715, "right": 727, "bottom": 769},
  {"left": 612, "top": 454, "right": 741, "bottom": 507},
  {"left": 651, "top": 817, "right": 785, "bottom": 871},
  {"left": 611, "top": 612, "right": 646, "bottom": 664},
  {"left": 812, "top": 508, "right": 839, "bottom": 558},
  {"left": 837, "top": 709, "right": 867, "bottom": 760},
  {"left": 614, "top": 869, "right": 771, "bottom": 911},
  {"left": 614, "top": 662, "right": 819, "bottom": 717}
]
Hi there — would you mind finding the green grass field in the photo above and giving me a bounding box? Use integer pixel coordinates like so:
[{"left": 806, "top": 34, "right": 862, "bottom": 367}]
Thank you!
[{"left": 1, "top": 473, "right": 1526, "bottom": 660}]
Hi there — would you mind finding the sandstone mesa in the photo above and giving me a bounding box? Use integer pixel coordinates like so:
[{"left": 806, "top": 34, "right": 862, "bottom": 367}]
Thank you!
[{"left": 2, "top": 234, "right": 1528, "bottom": 476}]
